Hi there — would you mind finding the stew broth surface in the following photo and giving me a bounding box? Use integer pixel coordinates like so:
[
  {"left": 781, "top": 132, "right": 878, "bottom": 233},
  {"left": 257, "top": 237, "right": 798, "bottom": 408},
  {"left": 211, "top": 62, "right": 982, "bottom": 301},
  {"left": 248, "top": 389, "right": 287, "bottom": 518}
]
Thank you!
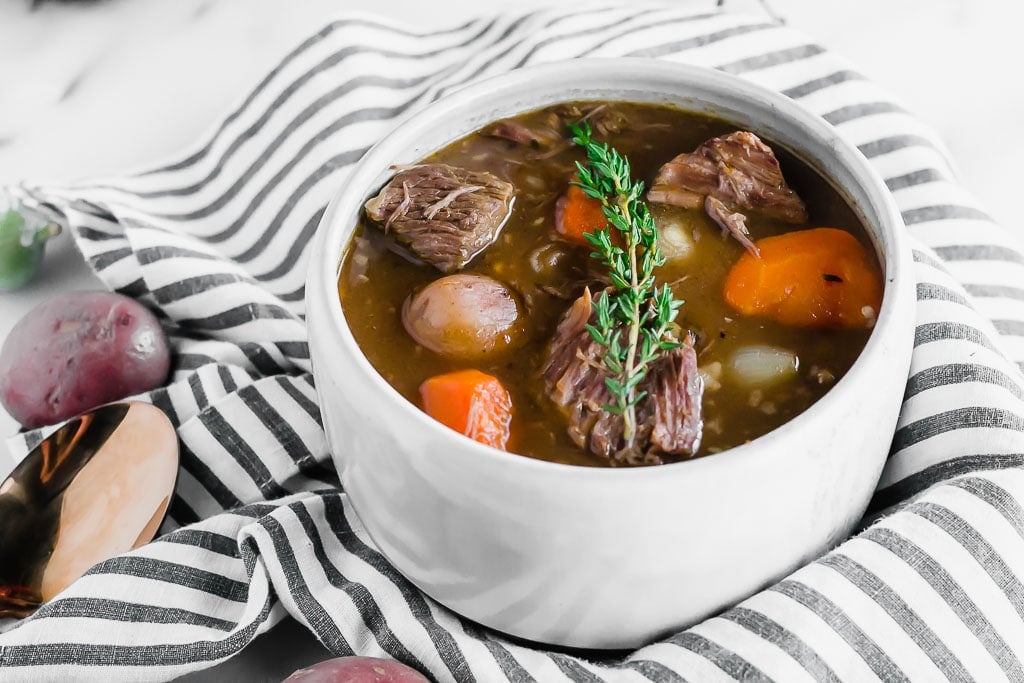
[{"left": 338, "top": 102, "right": 878, "bottom": 466}]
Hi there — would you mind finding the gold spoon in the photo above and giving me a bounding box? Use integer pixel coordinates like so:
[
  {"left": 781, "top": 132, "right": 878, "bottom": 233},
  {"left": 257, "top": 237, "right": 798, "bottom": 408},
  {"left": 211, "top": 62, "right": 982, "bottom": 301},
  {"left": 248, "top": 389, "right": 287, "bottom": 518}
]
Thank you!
[{"left": 0, "top": 401, "right": 179, "bottom": 618}]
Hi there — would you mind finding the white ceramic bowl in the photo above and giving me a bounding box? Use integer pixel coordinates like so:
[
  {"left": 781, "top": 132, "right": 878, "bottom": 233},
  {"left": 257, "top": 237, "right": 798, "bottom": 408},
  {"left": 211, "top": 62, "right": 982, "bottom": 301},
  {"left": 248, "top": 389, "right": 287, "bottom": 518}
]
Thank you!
[{"left": 306, "top": 59, "right": 914, "bottom": 649}]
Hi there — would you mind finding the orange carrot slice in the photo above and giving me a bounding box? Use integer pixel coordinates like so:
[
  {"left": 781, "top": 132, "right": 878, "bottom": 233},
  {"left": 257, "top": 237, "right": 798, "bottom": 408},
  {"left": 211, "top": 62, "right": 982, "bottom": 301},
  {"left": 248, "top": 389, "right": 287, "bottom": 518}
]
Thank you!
[
  {"left": 723, "top": 227, "right": 882, "bottom": 328},
  {"left": 420, "top": 369, "right": 512, "bottom": 449},
  {"left": 555, "top": 184, "right": 607, "bottom": 245}
]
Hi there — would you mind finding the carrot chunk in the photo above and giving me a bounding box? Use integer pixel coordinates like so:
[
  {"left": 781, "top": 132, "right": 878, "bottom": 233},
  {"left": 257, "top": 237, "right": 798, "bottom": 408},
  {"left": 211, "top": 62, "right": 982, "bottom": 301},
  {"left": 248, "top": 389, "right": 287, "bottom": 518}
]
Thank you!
[
  {"left": 420, "top": 369, "right": 512, "bottom": 449},
  {"left": 555, "top": 184, "right": 607, "bottom": 245},
  {"left": 723, "top": 227, "right": 882, "bottom": 328}
]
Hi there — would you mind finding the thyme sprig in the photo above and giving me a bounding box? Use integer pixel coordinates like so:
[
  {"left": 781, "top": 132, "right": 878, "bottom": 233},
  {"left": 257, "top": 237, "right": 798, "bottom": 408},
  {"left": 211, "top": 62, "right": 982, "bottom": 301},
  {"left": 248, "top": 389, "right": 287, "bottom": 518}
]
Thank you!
[{"left": 569, "top": 121, "right": 684, "bottom": 447}]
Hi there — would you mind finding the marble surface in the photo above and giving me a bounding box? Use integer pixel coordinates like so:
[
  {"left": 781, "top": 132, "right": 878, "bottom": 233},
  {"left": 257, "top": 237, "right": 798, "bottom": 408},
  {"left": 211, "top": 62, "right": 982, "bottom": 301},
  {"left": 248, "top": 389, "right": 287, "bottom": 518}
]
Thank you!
[{"left": 0, "top": 0, "right": 1021, "bottom": 679}]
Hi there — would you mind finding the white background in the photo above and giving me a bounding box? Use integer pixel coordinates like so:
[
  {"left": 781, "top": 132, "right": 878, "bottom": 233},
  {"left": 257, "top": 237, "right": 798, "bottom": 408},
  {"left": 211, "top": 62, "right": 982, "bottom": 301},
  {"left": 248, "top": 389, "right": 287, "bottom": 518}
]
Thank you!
[{"left": 0, "top": 0, "right": 1021, "bottom": 678}]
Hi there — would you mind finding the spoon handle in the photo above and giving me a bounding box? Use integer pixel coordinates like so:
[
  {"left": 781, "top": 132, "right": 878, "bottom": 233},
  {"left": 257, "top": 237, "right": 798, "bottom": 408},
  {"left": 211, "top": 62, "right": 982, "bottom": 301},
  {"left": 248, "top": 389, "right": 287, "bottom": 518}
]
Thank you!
[{"left": 0, "top": 585, "right": 40, "bottom": 619}]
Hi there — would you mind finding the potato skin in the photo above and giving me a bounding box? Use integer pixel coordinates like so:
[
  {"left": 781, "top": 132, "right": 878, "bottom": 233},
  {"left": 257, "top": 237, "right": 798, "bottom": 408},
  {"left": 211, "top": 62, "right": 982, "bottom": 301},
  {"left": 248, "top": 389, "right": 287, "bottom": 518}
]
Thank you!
[
  {"left": 401, "top": 274, "right": 520, "bottom": 359},
  {"left": 283, "top": 656, "right": 429, "bottom": 682},
  {"left": 0, "top": 291, "right": 170, "bottom": 428}
]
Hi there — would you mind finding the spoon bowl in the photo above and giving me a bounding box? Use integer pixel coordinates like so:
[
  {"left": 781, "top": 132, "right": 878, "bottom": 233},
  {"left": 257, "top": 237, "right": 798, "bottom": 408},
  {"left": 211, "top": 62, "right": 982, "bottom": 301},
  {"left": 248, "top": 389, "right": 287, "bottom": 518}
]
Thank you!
[{"left": 0, "top": 401, "right": 178, "bottom": 617}]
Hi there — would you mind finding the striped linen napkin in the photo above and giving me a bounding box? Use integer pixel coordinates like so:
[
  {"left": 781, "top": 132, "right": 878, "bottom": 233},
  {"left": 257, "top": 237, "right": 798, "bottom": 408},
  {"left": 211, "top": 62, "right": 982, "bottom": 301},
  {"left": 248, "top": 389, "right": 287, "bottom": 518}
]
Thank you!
[{"left": 4, "top": 3, "right": 1024, "bottom": 681}]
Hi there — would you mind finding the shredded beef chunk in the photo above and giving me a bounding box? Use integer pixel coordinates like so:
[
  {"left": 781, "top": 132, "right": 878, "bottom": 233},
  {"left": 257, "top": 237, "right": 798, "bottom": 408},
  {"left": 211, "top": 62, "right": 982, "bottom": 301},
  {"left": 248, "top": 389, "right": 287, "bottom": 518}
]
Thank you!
[
  {"left": 646, "top": 343, "right": 704, "bottom": 455},
  {"left": 705, "top": 196, "right": 759, "bottom": 257},
  {"left": 542, "top": 290, "right": 704, "bottom": 465},
  {"left": 485, "top": 104, "right": 663, "bottom": 153},
  {"left": 364, "top": 164, "right": 514, "bottom": 273},
  {"left": 485, "top": 117, "right": 564, "bottom": 149},
  {"left": 647, "top": 150, "right": 717, "bottom": 209},
  {"left": 554, "top": 103, "right": 630, "bottom": 137},
  {"left": 648, "top": 132, "right": 808, "bottom": 250}
]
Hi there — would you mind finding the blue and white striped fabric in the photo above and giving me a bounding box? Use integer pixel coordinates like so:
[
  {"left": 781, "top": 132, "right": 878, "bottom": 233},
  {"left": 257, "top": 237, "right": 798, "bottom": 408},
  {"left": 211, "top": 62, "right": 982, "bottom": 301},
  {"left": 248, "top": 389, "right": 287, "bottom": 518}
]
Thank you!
[{"left": 4, "top": 4, "right": 1024, "bottom": 680}]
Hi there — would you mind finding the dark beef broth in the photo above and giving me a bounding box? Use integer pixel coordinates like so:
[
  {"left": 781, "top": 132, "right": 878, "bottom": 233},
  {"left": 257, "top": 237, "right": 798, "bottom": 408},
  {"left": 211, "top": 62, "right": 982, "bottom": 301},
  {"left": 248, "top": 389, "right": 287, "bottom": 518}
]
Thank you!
[{"left": 338, "top": 102, "right": 877, "bottom": 466}]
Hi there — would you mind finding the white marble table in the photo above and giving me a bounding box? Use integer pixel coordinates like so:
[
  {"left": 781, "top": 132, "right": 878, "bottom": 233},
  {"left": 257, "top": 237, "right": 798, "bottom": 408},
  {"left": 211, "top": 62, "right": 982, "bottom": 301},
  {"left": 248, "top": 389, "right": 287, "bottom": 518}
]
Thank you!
[{"left": 1, "top": 0, "right": 1020, "bottom": 678}]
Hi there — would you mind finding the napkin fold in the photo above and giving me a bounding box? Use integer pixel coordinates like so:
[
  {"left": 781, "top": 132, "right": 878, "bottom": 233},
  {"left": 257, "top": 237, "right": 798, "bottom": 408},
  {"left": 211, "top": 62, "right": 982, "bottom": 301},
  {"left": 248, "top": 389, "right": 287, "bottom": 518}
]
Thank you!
[{"left": 4, "top": 4, "right": 1024, "bottom": 681}]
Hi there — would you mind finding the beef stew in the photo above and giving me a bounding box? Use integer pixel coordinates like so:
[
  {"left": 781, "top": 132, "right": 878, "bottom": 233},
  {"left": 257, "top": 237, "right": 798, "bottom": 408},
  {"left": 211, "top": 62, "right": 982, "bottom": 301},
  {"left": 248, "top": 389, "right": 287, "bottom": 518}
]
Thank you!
[{"left": 338, "top": 101, "right": 882, "bottom": 467}]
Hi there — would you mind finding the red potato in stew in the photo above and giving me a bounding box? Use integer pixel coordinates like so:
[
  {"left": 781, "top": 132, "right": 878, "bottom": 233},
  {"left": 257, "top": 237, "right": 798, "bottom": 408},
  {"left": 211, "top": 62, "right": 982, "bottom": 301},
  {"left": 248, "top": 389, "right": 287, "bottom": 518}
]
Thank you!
[
  {"left": 0, "top": 292, "right": 170, "bottom": 428},
  {"left": 339, "top": 101, "right": 882, "bottom": 467},
  {"left": 283, "top": 656, "right": 429, "bottom": 682},
  {"left": 402, "top": 273, "right": 520, "bottom": 359}
]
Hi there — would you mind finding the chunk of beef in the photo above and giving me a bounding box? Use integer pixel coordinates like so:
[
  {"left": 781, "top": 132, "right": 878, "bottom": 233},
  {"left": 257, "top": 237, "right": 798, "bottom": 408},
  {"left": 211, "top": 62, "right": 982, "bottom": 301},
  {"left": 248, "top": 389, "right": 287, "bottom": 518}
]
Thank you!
[
  {"left": 650, "top": 132, "right": 808, "bottom": 222},
  {"left": 364, "top": 164, "right": 514, "bottom": 273},
  {"left": 646, "top": 342, "right": 704, "bottom": 455},
  {"left": 648, "top": 132, "right": 808, "bottom": 251},
  {"left": 705, "top": 196, "right": 759, "bottom": 257},
  {"left": 542, "top": 290, "right": 704, "bottom": 465},
  {"left": 647, "top": 153, "right": 717, "bottom": 209},
  {"left": 485, "top": 116, "right": 564, "bottom": 149},
  {"left": 554, "top": 103, "right": 670, "bottom": 139},
  {"left": 542, "top": 291, "right": 616, "bottom": 449},
  {"left": 554, "top": 103, "right": 630, "bottom": 137},
  {"left": 485, "top": 104, "right": 665, "bottom": 156}
]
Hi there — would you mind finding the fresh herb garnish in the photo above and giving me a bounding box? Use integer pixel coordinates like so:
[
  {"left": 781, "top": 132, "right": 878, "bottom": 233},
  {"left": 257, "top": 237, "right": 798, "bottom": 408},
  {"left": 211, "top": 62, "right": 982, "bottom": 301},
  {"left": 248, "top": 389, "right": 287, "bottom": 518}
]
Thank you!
[
  {"left": 0, "top": 200, "right": 61, "bottom": 292},
  {"left": 569, "top": 121, "right": 684, "bottom": 447}
]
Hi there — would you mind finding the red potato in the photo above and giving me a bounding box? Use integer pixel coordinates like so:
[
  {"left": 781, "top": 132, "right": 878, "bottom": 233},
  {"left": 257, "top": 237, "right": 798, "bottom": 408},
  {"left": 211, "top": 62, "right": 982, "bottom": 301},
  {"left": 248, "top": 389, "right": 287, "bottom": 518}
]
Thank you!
[
  {"left": 402, "top": 273, "right": 520, "bottom": 359},
  {"left": 283, "top": 656, "right": 429, "bottom": 682},
  {"left": 0, "top": 291, "right": 170, "bottom": 428}
]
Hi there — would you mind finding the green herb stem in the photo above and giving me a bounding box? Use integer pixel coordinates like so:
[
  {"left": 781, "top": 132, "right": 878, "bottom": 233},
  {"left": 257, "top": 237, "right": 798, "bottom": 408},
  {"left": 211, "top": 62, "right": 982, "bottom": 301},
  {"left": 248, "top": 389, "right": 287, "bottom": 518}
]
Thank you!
[{"left": 569, "top": 121, "right": 684, "bottom": 448}]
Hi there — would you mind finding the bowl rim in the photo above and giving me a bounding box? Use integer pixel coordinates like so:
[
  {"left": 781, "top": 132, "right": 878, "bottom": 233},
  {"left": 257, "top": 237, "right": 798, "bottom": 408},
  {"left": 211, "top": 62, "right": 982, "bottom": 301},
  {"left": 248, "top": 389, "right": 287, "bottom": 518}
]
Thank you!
[{"left": 309, "top": 57, "right": 910, "bottom": 481}]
